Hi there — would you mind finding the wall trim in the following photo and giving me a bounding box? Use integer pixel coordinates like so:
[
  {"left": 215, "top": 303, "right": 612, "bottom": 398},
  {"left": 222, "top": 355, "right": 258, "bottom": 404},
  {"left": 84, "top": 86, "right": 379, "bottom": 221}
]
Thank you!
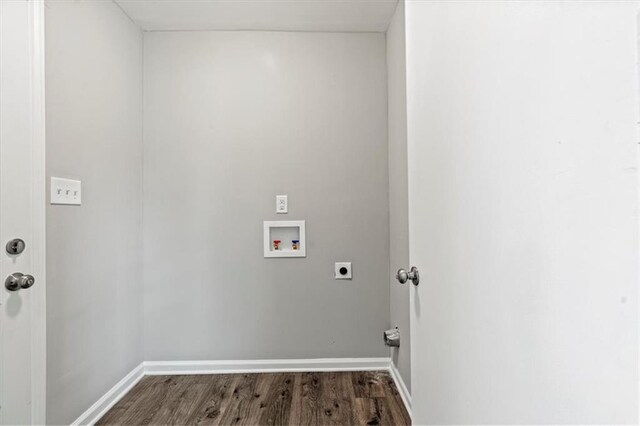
[
  {"left": 71, "top": 363, "right": 144, "bottom": 426},
  {"left": 389, "top": 361, "right": 412, "bottom": 417},
  {"left": 143, "top": 357, "right": 391, "bottom": 375},
  {"left": 28, "top": 0, "right": 47, "bottom": 424}
]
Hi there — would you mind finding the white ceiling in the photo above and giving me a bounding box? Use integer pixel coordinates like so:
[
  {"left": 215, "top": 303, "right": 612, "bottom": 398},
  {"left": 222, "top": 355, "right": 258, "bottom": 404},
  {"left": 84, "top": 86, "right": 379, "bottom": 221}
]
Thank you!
[{"left": 115, "top": 0, "right": 399, "bottom": 32}]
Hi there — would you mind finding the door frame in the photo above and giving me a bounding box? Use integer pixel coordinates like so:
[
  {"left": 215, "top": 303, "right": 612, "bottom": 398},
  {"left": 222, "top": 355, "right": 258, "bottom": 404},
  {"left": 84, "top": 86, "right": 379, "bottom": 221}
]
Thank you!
[{"left": 3, "top": 0, "right": 48, "bottom": 422}]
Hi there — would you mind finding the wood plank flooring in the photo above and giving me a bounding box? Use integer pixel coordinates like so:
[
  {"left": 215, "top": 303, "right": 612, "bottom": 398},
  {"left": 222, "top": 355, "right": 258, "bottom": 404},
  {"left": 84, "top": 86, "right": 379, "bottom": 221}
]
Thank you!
[{"left": 97, "top": 371, "right": 410, "bottom": 426}]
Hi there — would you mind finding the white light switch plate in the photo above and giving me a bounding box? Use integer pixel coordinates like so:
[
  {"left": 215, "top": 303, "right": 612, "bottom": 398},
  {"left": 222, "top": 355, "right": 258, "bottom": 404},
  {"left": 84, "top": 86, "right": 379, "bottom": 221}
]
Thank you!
[
  {"left": 276, "top": 195, "right": 288, "bottom": 214},
  {"left": 51, "top": 177, "right": 81, "bottom": 205}
]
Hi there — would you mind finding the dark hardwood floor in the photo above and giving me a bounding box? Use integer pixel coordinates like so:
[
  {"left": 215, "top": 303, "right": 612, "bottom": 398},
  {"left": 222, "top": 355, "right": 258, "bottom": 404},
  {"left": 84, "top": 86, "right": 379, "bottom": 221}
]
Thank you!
[{"left": 97, "top": 371, "right": 410, "bottom": 425}]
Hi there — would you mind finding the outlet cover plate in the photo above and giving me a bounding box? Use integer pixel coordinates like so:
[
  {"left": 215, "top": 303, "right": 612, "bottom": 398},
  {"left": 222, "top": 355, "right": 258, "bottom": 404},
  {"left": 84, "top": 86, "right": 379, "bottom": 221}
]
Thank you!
[
  {"left": 276, "top": 195, "right": 288, "bottom": 214},
  {"left": 335, "top": 262, "right": 352, "bottom": 279}
]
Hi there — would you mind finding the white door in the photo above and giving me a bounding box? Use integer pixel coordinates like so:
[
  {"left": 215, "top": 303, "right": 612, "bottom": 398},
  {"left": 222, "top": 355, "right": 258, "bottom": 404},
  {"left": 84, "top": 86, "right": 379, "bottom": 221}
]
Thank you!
[
  {"left": 0, "top": 1, "right": 46, "bottom": 424},
  {"left": 405, "top": 2, "right": 639, "bottom": 424}
]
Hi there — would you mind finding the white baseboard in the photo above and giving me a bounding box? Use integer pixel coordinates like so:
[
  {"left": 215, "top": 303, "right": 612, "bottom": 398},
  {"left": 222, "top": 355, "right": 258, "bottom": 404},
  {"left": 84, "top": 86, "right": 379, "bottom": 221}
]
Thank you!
[
  {"left": 143, "top": 357, "right": 391, "bottom": 375},
  {"left": 71, "top": 362, "right": 144, "bottom": 426},
  {"left": 389, "top": 361, "right": 412, "bottom": 418}
]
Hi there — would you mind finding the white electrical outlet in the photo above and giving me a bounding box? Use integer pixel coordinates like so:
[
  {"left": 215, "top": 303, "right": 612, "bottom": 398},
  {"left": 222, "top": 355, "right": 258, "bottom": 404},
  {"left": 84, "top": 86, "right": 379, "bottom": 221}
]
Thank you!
[
  {"left": 335, "top": 262, "right": 352, "bottom": 280},
  {"left": 276, "top": 195, "right": 288, "bottom": 214},
  {"left": 51, "top": 177, "right": 81, "bottom": 205}
]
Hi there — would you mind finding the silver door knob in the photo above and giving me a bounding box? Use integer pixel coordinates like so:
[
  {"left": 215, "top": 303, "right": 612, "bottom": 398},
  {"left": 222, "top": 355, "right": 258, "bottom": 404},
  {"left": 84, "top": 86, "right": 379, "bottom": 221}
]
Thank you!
[
  {"left": 5, "top": 272, "right": 35, "bottom": 292},
  {"left": 396, "top": 266, "right": 419, "bottom": 286}
]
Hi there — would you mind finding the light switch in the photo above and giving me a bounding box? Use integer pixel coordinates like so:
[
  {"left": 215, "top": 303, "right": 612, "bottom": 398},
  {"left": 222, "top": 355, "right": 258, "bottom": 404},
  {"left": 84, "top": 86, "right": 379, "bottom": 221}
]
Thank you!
[
  {"left": 276, "top": 195, "right": 287, "bottom": 214},
  {"left": 51, "top": 177, "right": 81, "bottom": 205}
]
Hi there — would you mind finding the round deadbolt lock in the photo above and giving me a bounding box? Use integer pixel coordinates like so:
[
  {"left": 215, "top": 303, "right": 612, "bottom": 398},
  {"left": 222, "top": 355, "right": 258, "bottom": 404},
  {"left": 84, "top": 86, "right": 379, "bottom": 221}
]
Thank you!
[{"left": 6, "top": 238, "right": 25, "bottom": 255}]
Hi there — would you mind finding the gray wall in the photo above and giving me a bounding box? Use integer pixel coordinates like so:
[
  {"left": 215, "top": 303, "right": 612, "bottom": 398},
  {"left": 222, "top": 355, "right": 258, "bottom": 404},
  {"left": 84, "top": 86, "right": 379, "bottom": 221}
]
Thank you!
[
  {"left": 143, "top": 31, "right": 390, "bottom": 360},
  {"left": 45, "top": 1, "right": 144, "bottom": 424},
  {"left": 386, "top": 1, "right": 411, "bottom": 392}
]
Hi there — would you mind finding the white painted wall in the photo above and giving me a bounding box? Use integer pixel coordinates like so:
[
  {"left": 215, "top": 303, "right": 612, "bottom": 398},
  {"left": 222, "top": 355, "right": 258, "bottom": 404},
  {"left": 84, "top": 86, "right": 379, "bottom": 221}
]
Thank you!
[
  {"left": 143, "top": 31, "right": 390, "bottom": 361},
  {"left": 405, "top": 1, "right": 640, "bottom": 423},
  {"left": 45, "top": 1, "right": 144, "bottom": 424},
  {"left": 386, "top": 0, "right": 411, "bottom": 392}
]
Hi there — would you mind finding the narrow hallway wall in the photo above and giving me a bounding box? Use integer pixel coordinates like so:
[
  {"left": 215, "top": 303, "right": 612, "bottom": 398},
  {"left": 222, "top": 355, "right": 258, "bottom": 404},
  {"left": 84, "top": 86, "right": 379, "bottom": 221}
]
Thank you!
[{"left": 45, "top": 1, "right": 144, "bottom": 423}]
